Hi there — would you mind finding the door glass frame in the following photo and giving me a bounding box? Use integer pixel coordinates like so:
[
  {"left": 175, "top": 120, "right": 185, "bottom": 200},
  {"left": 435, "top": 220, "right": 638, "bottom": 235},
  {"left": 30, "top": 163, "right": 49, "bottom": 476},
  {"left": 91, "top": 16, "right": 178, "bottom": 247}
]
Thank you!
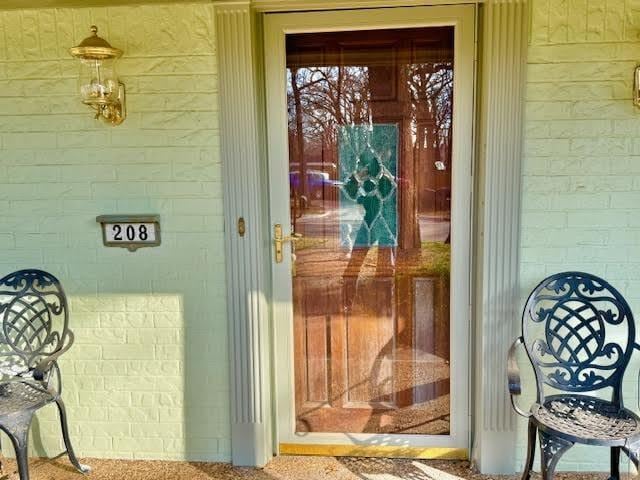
[{"left": 264, "top": 4, "right": 475, "bottom": 452}]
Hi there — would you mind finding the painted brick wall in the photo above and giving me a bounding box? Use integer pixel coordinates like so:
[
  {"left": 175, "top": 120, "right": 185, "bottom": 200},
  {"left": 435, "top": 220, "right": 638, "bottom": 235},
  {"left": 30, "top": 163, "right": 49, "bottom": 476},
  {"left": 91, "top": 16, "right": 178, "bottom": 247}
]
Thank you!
[
  {"left": 0, "top": 4, "right": 227, "bottom": 461},
  {"left": 519, "top": 0, "right": 640, "bottom": 472}
]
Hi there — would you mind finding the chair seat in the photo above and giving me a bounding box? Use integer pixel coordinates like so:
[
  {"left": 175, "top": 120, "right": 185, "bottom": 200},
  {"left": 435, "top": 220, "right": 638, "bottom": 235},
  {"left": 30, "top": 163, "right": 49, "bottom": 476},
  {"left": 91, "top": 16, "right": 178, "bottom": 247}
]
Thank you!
[
  {"left": 0, "top": 381, "right": 54, "bottom": 416},
  {"left": 532, "top": 395, "right": 640, "bottom": 445}
]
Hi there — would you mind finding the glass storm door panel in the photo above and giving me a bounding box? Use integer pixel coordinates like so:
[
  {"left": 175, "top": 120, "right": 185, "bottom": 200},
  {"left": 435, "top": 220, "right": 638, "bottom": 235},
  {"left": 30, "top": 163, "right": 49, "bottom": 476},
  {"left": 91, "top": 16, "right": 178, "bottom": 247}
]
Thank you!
[{"left": 287, "top": 27, "right": 455, "bottom": 435}]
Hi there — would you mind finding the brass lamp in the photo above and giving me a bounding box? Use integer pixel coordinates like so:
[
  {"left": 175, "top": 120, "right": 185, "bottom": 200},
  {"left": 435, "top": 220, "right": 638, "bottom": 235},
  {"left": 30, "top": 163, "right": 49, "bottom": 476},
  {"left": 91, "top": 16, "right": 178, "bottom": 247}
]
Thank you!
[
  {"left": 70, "top": 26, "right": 126, "bottom": 125},
  {"left": 635, "top": 66, "right": 640, "bottom": 108}
]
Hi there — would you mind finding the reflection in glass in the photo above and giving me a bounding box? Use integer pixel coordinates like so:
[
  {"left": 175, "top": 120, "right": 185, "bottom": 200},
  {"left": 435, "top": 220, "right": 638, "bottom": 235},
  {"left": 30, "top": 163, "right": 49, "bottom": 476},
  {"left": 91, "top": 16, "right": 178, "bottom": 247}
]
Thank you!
[{"left": 287, "top": 27, "right": 454, "bottom": 435}]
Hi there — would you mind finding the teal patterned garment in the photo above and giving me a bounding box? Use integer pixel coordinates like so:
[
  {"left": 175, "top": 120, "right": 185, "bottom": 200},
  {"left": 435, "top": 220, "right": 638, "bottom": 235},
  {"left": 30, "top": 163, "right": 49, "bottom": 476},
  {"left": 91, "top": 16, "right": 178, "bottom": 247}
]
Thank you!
[{"left": 339, "top": 124, "right": 398, "bottom": 248}]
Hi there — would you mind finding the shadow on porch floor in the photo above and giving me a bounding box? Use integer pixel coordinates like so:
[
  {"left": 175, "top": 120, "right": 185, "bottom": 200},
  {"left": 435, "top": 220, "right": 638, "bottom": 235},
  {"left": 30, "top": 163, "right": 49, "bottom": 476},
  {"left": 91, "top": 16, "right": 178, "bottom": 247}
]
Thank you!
[{"left": 0, "top": 456, "right": 619, "bottom": 480}]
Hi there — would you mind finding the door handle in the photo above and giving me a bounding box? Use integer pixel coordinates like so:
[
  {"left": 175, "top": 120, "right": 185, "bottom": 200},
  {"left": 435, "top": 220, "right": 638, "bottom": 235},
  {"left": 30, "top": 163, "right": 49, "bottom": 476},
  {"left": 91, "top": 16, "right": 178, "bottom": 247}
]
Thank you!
[{"left": 274, "top": 223, "right": 303, "bottom": 263}]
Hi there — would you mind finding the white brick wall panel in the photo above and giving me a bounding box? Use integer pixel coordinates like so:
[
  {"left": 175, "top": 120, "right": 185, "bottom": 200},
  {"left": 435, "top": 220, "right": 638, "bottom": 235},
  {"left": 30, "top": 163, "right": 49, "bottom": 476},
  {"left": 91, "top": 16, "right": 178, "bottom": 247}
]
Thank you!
[
  {"left": 605, "top": 229, "right": 640, "bottom": 245},
  {"left": 526, "top": 101, "right": 573, "bottom": 120},
  {"left": 101, "top": 344, "right": 155, "bottom": 361},
  {"left": 529, "top": 44, "right": 638, "bottom": 63},
  {"left": 521, "top": 193, "right": 551, "bottom": 211},
  {"left": 528, "top": 62, "right": 634, "bottom": 82},
  {"left": 567, "top": 210, "right": 630, "bottom": 227},
  {"left": 115, "top": 163, "right": 173, "bottom": 181},
  {"left": 531, "top": 0, "right": 550, "bottom": 44},
  {"left": 587, "top": 0, "right": 606, "bottom": 41},
  {"left": 565, "top": 245, "right": 629, "bottom": 262},
  {"left": 113, "top": 437, "right": 163, "bottom": 453},
  {"left": 78, "top": 391, "right": 131, "bottom": 409},
  {"left": 125, "top": 328, "right": 181, "bottom": 345},
  {"left": 610, "top": 191, "right": 640, "bottom": 207},
  {"left": 136, "top": 75, "right": 218, "bottom": 94},
  {"left": 526, "top": 139, "right": 572, "bottom": 156},
  {"left": 522, "top": 228, "right": 609, "bottom": 247},
  {"left": 543, "top": 158, "right": 584, "bottom": 175},
  {"left": 572, "top": 101, "right": 636, "bottom": 119},
  {"left": 131, "top": 423, "right": 184, "bottom": 439},
  {"left": 521, "top": 211, "right": 568, "bottom": 228},
  {"left": 569, "top": 175, "right": 633, "bottom": 192},
  {"left": 72, "top": 360, "right": 127, "bottom": 376},
  {"left": 613, "top": 120, "right": 640, "bottom": 135},
  {"left": 548, "top": 0, "right": 569, "bottom": 43},
  {"left": 170, "top": 198, "right": 224, "bottom": 215},
  {"left": 523, "top": 176, "right": 572, "bottom": 193},
  {"left": 547, "top": 193, "right": 610, "bottom": 210},
  {"left": 547, "top": 119, "right": 614, "bottom": 138},
  {"left": 606, "top": 2, "right": 626, "bottom": 40},
  {"left": 625, "top": 213, "right": 640, "bottom": 227},
  {"left": 75, "top": 327, "right": 126, "bottom": 344},
  {"left": 522, "top": 0, "right": 640, "bottom": 471},
  {"left": 3, "top": 132, "right": 57, "bottom": 149},
  {"left": 0, "top": 234, "right": 15, "bottom": 249},
  {"left": 104, "top": 376, "right": 157, "bottom": 392}
]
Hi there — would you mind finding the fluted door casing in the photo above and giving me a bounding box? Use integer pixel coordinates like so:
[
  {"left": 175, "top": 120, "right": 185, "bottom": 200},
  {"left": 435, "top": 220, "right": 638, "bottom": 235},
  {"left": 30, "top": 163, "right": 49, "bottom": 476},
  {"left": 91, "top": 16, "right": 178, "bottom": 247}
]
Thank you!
[
  {"left": 473, "top": 0, "right": 528, "bottom": 474},
  {"left": 215, "top": 2, "right": 272, "bottom": 467}
]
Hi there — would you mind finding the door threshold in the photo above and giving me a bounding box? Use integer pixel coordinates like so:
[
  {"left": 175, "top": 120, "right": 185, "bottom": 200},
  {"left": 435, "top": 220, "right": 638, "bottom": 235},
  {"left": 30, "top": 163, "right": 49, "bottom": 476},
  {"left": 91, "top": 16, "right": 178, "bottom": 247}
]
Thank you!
[{"left": 279, "top": 443, "right": 468, "bottom": 459}]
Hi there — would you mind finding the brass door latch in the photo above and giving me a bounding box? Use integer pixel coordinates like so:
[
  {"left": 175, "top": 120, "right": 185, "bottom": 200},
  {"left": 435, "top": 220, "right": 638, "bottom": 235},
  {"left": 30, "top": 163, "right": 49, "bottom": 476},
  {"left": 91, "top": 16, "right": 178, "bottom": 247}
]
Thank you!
[{"left": 273, "top": 223, "right": 302, "bottom": 263}]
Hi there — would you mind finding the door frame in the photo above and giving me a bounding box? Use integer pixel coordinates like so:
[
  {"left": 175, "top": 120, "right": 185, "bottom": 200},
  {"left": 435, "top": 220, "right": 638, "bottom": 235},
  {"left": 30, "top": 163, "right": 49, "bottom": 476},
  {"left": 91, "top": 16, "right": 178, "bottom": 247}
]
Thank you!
[{"left": 264, "top": 4, "right": 475, "bottom": 455}]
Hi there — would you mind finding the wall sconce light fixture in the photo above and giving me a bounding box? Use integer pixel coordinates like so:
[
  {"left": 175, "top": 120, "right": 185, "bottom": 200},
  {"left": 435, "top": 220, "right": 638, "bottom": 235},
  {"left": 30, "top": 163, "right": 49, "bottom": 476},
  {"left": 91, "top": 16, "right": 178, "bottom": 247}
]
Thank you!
[
  {"left": 635, "top": 65, "right": 640, "bottom": 108},
  {"left": 70, "top": 26, "right": 126, "bottom": 126}
]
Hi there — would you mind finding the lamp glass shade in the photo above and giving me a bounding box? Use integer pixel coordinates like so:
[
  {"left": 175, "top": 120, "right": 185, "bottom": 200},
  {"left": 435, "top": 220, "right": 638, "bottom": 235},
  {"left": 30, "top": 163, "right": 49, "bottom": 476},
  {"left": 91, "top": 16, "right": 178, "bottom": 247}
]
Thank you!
[{"left": 78, "top": 56, "right": 119, "bottom": 106}]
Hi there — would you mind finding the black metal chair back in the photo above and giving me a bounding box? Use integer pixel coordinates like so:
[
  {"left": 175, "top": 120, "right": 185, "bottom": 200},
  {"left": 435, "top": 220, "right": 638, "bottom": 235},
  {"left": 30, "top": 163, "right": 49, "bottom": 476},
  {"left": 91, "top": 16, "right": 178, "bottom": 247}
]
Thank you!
[
  {"left": 522, "top": 271, "right": 635, "bottom": 405},
  {"left": 0, "top": 269, "right": 87, "bottom": 480},
  {"left": 0, "top": 270, "right": 70, "bottom": 379}
]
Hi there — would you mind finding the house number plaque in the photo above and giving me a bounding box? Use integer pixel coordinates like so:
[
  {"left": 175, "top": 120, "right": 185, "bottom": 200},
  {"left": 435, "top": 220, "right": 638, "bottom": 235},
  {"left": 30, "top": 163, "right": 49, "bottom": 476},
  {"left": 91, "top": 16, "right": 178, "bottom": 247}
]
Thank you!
[{"left": 96, "top": 215, "right": 161, "bottom": 252}]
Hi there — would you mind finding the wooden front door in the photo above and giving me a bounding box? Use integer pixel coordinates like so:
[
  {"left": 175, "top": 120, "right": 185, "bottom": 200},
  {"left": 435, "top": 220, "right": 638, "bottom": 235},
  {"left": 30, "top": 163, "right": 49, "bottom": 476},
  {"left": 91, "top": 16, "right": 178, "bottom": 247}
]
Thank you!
[
  {"left": 289, "top": 27, "right": 453, "bottom": 435},
  {"left": 266, "top": 5, "right": 474, "bottom": 452}
]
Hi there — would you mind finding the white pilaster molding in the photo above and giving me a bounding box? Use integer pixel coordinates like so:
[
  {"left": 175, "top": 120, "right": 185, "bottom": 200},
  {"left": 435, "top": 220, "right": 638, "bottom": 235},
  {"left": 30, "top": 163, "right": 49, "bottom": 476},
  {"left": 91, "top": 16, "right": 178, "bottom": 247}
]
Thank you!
[
  {"left": 215, "top": 2, "right": 272, "bottom": 467},
  {"left": 473, "top": 0, "right": 528, "bottom": 474}
]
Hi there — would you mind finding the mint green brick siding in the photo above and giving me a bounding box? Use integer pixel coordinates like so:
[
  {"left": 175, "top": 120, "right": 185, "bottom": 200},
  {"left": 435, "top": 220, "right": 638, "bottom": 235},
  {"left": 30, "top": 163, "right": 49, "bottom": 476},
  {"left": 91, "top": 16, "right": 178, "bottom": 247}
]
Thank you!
[
  {"left": 5, "top": 0, "right": 639, "bottom": 470},
  {"left": 0, "top": 4, "right": 227, "bottom": 461},
  {"left": 520, "top": 0, "right": 640, "bottom": 472}
]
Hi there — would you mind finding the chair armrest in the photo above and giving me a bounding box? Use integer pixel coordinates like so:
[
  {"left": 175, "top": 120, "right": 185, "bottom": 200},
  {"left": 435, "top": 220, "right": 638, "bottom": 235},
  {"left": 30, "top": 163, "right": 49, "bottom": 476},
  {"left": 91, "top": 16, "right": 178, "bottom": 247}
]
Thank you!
[
  {"left": 633, "top": 343, "right": 640, "bottom": 412},
  {"left": 507, "top": 336, "right": 531, "bottom": 418},
  {"left": 637, "top": 369, "right": 640, "bottom": 413},
  {"left": 508, "top": 336, "right": 523, "bottom": 395},
  {"left": 33, "top": 330, "right": 74, "bottom": 381}
]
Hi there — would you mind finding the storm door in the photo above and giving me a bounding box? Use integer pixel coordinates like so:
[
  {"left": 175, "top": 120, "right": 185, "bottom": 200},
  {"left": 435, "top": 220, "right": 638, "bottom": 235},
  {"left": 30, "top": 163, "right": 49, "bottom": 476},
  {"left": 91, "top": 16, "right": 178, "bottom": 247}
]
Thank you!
[{"left": 265, "top": 5, "right": 474, "bottom": 454}]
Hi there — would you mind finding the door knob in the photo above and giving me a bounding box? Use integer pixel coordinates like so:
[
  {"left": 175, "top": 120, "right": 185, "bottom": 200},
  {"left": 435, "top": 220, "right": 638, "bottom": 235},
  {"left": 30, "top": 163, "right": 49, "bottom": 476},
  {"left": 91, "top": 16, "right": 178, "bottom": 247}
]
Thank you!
[{"left": 273, "top": 223, "right": 303, "bottom": 263}]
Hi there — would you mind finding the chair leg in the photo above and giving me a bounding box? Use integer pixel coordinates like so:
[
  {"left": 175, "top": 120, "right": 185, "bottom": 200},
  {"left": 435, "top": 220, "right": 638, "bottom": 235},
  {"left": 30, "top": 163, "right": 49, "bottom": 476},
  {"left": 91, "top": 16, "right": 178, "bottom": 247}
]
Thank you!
[
  {"left": 55, "top": 398, "right": 90, "bottom": 474},
  {"left": 2, "top": 413, "right": 34, "bottom": 480},
  {"left": 539, "top": 430, "right": 573, "bottom": 480},
  {"left": 521, "top": 419, "right": 537, "bottom": 480},
  {"left": 13, "top": 437, "right": 30, "bottom": 480},
  {"left": 0, "top": 431, "right": 4, "bottom": 475},
  {"left": 611, "top": 447, "right": 621, "bottom": 480},
  {"left": 623, "top": 442, "right": 640, "bottom": 475}
]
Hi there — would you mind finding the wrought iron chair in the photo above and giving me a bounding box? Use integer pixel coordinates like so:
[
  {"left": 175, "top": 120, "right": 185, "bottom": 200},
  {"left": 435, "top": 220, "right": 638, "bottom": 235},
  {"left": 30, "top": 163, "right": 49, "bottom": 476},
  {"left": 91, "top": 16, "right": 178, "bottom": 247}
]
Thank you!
[
  {"left": 509, "top": 271, "right": 640, "bottom": 480},
  {"left": 0, "top": 269, "right": 89, "bottom": 480}
]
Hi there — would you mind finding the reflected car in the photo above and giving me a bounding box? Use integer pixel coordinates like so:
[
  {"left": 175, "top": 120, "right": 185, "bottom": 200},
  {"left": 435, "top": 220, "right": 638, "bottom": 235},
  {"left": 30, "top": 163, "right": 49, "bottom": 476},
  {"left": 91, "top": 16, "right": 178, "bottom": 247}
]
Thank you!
[{"left": 289, "top": 169, "right": 336, "bottom": 199}]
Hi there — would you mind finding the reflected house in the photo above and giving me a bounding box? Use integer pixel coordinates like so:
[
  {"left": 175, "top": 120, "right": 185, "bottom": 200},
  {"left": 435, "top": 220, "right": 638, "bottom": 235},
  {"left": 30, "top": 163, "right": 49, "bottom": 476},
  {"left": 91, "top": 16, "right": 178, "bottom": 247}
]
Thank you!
[{"left": 0, "top": 0, "right": 636, "bottom": 477}]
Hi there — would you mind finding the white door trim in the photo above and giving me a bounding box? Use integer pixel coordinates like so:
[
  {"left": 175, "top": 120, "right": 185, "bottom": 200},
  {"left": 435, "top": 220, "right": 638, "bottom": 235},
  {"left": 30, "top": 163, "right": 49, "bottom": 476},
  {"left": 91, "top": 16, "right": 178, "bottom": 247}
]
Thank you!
[
  {"left": 253, "top": 0, "right": 485, "bottom": 12},
  {"left": 215, "top": 3, "right": 273, "bottom": 467},
  {"left": 264, "top": 4, "right": 475, "bottom": 451},
  {"left": 472, "top": 0, "right": 529, "bottom": 474}
]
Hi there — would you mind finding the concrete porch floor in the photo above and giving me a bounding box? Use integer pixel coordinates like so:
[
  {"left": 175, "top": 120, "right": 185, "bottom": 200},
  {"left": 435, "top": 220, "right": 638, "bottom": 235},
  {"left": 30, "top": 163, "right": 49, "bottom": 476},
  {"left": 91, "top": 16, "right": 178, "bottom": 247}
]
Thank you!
[{"left": 0, "top": 457, "right": 615, "bottom": 480}]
